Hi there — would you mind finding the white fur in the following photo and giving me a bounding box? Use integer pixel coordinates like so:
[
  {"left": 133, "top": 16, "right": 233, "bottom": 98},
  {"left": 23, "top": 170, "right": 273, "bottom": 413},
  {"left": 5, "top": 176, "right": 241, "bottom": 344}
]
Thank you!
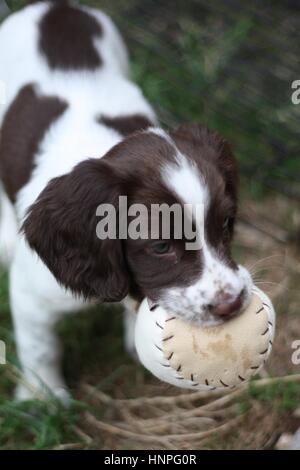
[
  {"left": 0, "top": 2, "right": 155, "bottom": 400},
  {"left": 0, "top": 188, "right": 18, "bottom": 267},
  {"left": 160, "top": 135, "right": 253, "bottom": 326},
  {"left": 148, "top": 127, "right": 173, "bottom": 144},
  {"left": 162, "top": 150, "right": 210, "bottom": 211}
]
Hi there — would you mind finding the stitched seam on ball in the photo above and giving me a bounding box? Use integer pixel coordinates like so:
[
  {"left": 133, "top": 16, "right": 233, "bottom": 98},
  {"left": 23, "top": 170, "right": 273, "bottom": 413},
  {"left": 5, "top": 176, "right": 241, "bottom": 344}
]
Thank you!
[
  {"left": 156, "top": 316, "right": 186, "bottom": 381},
  {"left": 157, "top": 304, "right": 272, "bottom": 389},
  {"left": 157, "top": 317, "right": 218, "bottom": 388}
]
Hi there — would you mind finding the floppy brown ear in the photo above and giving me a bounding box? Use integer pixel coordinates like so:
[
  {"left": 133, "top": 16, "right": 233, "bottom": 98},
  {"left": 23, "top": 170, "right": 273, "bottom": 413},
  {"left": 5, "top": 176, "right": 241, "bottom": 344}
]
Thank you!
[
  {"left": 171, "top": 123, "right": 238, "bottom": 200},
  {"left": 22, "top": 159, "right": 129, "bottom": 302}
]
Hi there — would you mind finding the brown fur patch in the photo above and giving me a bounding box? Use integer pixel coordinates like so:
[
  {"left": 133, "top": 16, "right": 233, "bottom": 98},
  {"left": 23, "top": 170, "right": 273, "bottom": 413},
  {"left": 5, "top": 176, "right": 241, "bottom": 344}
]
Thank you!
[
  {"left": 99, "top": 114, "right": 154, "bottom": 136},
  {"left": 39, "top": 2, "right": 102, "bottom": 71},
  {"left": 22, "top": 158, "right": 129, "bottom": 301},
  {"left": 0, "top": 84, "right": 67, "bottom": 202}
]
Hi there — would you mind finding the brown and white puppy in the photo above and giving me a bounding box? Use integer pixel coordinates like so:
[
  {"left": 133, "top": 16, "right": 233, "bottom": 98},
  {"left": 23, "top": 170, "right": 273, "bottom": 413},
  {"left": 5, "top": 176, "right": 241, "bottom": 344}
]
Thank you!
[{"left": 0, "top": 1, "right": 252, "bottom": 401}]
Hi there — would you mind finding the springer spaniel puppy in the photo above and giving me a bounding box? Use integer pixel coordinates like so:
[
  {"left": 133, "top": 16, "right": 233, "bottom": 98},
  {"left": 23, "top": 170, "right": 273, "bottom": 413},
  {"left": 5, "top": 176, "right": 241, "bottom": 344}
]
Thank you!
[{"left": 0, "top": 0, "right": 252, "bottom": 401}]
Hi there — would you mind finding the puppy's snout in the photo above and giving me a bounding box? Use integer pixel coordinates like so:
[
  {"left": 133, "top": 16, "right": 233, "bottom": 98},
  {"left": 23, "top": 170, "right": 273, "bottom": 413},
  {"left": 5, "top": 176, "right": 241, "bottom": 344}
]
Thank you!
[{"left": 208, "top": 290, "right": 244, "bottom": 318}]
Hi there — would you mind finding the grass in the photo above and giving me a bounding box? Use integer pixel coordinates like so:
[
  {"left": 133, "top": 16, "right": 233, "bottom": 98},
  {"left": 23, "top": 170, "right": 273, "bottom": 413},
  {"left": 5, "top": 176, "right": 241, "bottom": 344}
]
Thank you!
[
  {"left": 0, "top": 0, "right": 300, "bottom": 450},
  {"left": 6, "top": 0, "right": 300, "bottom": 197},
  {"left": 83, "top": 0, "right": 300, "bottom": 198},
  {"left": 246, "top": 380, "right": 300, "bottom": 412},
  {"left": 0, "top": 398, "right": 82, "bottom": 450},
  {"left": 0, "top": 254, "right": 91, "bottom": 446}
]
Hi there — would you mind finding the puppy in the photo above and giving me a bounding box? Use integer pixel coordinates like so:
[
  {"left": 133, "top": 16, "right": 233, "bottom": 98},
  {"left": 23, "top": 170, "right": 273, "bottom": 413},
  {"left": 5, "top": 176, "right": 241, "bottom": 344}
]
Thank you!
[{"left": 0, "top": 0, "right": 252, "bottom": 401}]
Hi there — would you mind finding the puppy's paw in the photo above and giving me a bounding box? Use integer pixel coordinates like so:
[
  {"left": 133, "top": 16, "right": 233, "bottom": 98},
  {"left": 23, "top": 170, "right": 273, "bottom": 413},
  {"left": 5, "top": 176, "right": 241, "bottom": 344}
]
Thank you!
[{"left": 15, "top": 383, "right": 71, "bottom": 407}]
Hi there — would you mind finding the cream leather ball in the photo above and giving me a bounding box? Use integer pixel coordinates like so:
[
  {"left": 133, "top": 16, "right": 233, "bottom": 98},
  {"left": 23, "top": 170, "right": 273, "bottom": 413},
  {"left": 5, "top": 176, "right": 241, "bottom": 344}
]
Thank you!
[{"left": 135, "top": 287, "right": 275, "bottom": 390}]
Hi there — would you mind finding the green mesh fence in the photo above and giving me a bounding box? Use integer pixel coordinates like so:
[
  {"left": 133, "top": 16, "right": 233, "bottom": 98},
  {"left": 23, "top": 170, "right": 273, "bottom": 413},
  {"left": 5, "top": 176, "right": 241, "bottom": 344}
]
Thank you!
[{"left": 3, "top": 0, "right": 300, "bottom": 198}]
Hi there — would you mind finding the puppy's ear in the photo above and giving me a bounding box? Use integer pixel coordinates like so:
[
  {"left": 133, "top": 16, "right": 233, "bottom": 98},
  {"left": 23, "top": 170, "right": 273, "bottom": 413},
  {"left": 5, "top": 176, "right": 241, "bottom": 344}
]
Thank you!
[
  {"left": 22, "top": 159, "right": 129, "bottom": 302},
  {"left": 171, "top": 123, "right": 238, "bottom": 200}
]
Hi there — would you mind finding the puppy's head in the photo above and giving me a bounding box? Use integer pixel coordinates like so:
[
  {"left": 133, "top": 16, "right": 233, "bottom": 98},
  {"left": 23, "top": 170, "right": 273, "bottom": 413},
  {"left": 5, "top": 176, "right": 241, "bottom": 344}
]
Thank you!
[{"left": 23, "top": 124, "right": 252, "bottom": 325}]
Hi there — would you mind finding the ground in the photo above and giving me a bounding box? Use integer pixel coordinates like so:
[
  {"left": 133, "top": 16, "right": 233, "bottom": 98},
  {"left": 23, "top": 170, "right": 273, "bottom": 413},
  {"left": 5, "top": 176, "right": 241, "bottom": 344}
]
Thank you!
[{"left": 0, "top": 0, "right": 299, "bottom": 450}]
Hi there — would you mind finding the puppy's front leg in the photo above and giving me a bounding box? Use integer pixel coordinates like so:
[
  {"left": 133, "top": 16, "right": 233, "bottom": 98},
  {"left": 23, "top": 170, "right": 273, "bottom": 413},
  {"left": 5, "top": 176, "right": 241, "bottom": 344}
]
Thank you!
[
  {"left": 10, "top": 264, "right": 69, "bottom": 404},
  {"left": 122, "top": 297, "right": 139, "bottom": 361},
  {"left": 12, "top": 306, "right": 69, "bottom": 404},
  {"left": 12, "top": 308, "right": 69, "bottom": 404}
]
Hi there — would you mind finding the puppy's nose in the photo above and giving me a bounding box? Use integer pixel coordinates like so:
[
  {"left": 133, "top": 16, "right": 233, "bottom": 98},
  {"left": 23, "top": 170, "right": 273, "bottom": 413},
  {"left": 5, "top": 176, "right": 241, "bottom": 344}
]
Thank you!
[{"left": 209, "top": 292, "right": 243, "bottom": 317}]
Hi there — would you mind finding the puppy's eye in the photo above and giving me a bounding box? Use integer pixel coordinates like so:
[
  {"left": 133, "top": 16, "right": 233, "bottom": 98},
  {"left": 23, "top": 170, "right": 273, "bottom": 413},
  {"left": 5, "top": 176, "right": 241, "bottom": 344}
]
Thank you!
[
  {"left": 151, "top": 241, "right": 171, "bottom": 255},
  {"left": 223, "top": 218, "right": 230, "bottom": 230},
  {"left": 223, "top": 217, "right": 234, "bottom": 233}
]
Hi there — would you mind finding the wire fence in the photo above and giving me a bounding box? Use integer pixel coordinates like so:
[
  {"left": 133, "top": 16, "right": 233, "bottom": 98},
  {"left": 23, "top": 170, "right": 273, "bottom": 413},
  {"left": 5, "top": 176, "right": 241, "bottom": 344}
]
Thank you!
[
  {"left": 84, "top": 0, "right": 300, "bottom": 200},
  {"left": 2, "top": 0, "right": 300, "bottom": 201}
]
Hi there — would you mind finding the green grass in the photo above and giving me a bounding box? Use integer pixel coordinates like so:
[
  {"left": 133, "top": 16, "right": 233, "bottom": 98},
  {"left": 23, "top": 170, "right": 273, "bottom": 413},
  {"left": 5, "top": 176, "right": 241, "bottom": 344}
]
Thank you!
[
  {"left": 245, "top": 380, "right": 300, "bottom": 413},
  {"left": 5, "top": 0, "right": 300, "bottom": 197},
  {"left": 0, "top": 398, "right": 83, "bottom": 449},
  {"left": 0, "top": 268, "right": 76, "bottom": 451},
  {"left": 84, "top": 0, "right": 300, "bottom": 198},
  {"left": 0, "top": 269, "right": 14, "bottom": 393}
]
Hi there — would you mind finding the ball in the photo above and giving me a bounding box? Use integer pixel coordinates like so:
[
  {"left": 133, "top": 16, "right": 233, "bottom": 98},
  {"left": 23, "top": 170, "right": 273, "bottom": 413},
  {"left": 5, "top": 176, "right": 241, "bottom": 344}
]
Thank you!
[{"left": 135, "top": 286, "right": 275, "bottom": 390}]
